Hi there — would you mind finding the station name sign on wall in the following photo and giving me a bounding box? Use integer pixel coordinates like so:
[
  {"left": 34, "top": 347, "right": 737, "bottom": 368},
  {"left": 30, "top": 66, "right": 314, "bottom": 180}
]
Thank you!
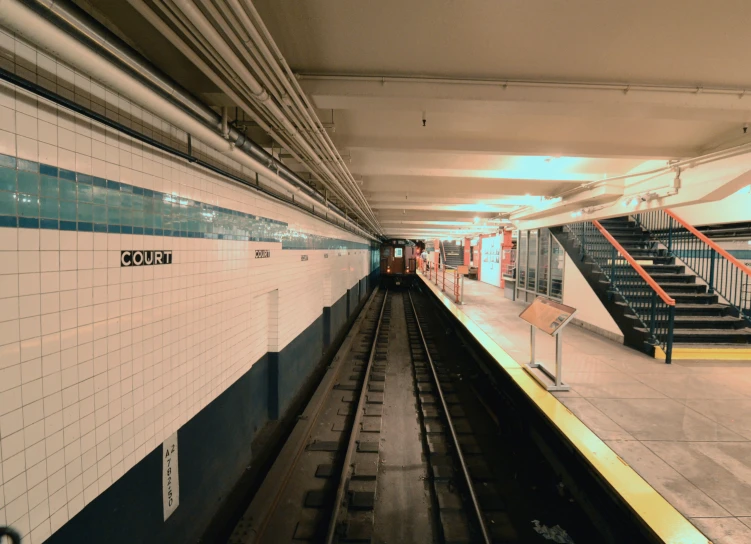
[
  {"left": 121, "top": 250, "right": 173, "bottom": 267},
  {"left": 255, "top": 250, "right": 271, "bottom": 259}
]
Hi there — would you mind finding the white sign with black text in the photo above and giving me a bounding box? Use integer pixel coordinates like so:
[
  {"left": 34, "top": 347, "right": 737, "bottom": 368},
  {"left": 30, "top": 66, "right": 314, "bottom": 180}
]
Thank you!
[{"left": 162, "top": 432, "right": 179, "bottom": 520}]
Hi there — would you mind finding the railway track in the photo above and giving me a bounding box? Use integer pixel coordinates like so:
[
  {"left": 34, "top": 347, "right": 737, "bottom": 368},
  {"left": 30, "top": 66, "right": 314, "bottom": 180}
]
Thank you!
[
  {"left": 228, "top": 288, "right": 391, "bottom": 543},
  {"left": 228, "top": 286, "right": 601, "bottom": 544},
  {"left": 405, "top": 290, "right": 494, "bottom": 543}
]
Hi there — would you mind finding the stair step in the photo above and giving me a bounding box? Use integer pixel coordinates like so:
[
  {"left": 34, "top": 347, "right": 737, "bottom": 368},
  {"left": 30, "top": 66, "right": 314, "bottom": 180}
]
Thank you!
[
  {"left": 558, "top": 217, "right": 751, "bottom": 350},
  {"left": 667, "top": 343, "right": 751, "bottom": 350},
  {"left": 603, "top": 226, "right": 643, "bottom": 233},
  {"left": 599, "top": 218, "right": 635, "bottom": 225},
  {"left": 609, "top": 233, "right": 649, "bottom": 240},
  {"left": 626, "top": 293, "right": 719, "bottom": 304},
  {"left": 658, "top": 283, "right": 707, "bottom": 293},
  {"left": 608, "top": 272, "right": 696, "bottom": 284},
  {"left": 673, "top": 316, "right": 748, "bottom": 329},
  {"left": 652, "top": 274, "right": 696, "bottom": 283},
  {"left": 674, "top": 304, "right": 732, "bottom": 316},
  {"left": 671, "top": 328, "right": 751, "bottom": 343},
  {"left": 641, "top": 265, "right": 685, "bottom": 273},
  {"left": 666, "top": 293, "right": 718, "bottom": 303},
  {"left": 626, "top": 250, "right": 669, "bottom": 256}
]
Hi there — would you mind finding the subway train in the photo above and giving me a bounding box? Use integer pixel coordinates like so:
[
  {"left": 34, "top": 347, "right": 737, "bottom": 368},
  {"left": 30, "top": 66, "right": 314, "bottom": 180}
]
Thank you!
[{"left": 380, "top": 239, "right": 424, "bottom": 286}]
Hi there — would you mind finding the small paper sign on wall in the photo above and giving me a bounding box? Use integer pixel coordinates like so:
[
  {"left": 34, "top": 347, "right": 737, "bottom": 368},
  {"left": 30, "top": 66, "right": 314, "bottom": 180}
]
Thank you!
[{"left": 163, "top": 432, "right": 179, "bottom": 520}]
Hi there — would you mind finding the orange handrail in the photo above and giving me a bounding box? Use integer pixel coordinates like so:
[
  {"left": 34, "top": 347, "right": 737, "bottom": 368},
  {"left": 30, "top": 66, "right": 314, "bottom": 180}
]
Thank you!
[
  {"left": 593, "top": 220, "right": 676, "bottom": 306},
  {"left": 665, "top": 209, "right": 751, "bottom": 278}
]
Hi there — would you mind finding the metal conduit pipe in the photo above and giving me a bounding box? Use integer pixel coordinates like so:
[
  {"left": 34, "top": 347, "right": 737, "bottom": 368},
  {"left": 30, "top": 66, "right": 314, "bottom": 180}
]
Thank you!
[
  {"left": 124, "top": 0, "right": 375, "bottom": 234},
  {"left": 124, "top": 0, "right": 320, "bottom": 185},
  {"left": 24, "top": 0, "right": 341, "bottom": 217},
  {"left": 224, "top": 0, "right": 380, "bottom": 228},
  {"left": 151, "top": 0, "right": 378, "bottom": 233},
  {"left": 24, "top": 0, "right": 377, "bottom": 237},
  {"left": 162, "top": 0, "right": 290, "bottom": 140},
  {"left": 162, "top": 1, "right": 380, "bottom": 236},
  {"left": 170, "top": 0, "right": 378, "bottom": 232},
  {"left": 194, "top": 0, "right": 287, "bottom": 106},
  {"left": 554, "top": 140, "right": 751, "bottom": 199},
  {"left": 155, "top": 0, "right": 292, "bottom": 143},
  {"left": 26, "top": 0, "right": 317, "bottom": 215},
  {"left": 238, "top": 0, "right": 381, "bottom": 228},
  {"left": 205, "top": 0, "right": 382, "bottom": 233},
  {"left": 509, "top": 141, "right": 751, "bottom": 220},
  {"left": 0, "top": 0, "right": 378, "bottom": 240},
  {"left": 169, "top": 0, "right": 346, "bottom": 202},
  {"left": 125, "top": 0, "right": 371, "bottom": 234},
  {"left": 27, "top": 0, "right": 382, "bottom": 236}
]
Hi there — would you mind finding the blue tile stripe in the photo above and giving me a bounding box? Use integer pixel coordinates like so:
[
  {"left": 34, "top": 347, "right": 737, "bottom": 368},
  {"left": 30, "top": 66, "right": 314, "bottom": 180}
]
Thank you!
[{"left": 0, "top": 153, "right": 371, "bottom": 251}]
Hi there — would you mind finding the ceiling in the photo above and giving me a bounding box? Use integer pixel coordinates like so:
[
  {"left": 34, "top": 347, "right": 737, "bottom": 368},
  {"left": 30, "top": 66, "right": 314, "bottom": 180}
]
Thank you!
[{"left": 83, "top": 0, "right": 751, "bottom": 239}]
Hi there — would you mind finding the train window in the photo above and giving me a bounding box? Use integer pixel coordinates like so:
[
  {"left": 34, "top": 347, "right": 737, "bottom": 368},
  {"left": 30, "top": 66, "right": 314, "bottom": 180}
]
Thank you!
[
  {"left": 382, "top": 248, "right": 391, "bottom": 257},
  {"left": 395, "top": 248, "right": 403, "bottom": 258}
]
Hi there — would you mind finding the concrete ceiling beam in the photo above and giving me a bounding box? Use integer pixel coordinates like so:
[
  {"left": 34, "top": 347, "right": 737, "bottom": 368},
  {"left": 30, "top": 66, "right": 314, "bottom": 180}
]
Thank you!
[
  {"left": 359, "top": 176, "right": 575, "bottom": 196},
  {"left": 300, "top": 76, "right": 751, "bottom": 123},
  {"left": 371, "top": 202, "right": 511, "bottom": 212},
  {"left": 375, "top": 209, "right": 497, "bottom": 220},
  {"left": 335, "top": 136, "right": 692, "bottom": 160}
]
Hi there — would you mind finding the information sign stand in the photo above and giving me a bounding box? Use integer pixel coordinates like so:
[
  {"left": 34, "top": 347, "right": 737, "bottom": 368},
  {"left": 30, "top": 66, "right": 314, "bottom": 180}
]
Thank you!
[{"left": 519, "top": 296, "right": 577, "bottom": 392}]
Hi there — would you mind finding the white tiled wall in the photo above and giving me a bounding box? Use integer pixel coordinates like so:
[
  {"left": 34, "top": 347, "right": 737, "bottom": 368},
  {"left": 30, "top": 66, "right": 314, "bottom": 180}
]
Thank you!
[{"left": 0, "top": 29, "right": 371, "bottom": 543}]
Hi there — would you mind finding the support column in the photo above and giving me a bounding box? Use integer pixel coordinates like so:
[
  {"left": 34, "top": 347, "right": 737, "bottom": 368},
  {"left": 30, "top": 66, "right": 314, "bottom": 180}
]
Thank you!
[
  {"left": 477, "top": 235, "right": 483, "bottom": 282},
  {"left": 501, "top": 229, "right": 514, "bottom": 289}
]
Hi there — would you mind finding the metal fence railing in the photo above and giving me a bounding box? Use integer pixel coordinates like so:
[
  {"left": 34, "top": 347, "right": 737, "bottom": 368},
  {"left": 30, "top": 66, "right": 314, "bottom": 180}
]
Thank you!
[
  {"left": 420, "top": 258, "right": 464, "bottom": 305},
  {"left": 634, "top": 209, "right": 751, "bottom": 325},
  {"left": 565, "top": 220, "right": 676, "bottom": 363}
]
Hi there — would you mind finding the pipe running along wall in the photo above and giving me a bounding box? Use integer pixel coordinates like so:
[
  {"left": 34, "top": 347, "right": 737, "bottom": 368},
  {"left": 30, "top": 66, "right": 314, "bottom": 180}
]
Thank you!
[
  {"left": 155, "top": 0, "right": 381, "bottom": 234},
  {"left": 0, "top": 0, "right": 379, "bottom": 241},
  {"left": 220, "top": 0, "right": 381, "bottom": 229}
]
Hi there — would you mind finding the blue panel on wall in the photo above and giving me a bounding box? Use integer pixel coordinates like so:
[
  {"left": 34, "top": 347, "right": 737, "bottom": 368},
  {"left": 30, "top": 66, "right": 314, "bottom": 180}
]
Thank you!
[{"left": 0, "top": 154, "right": 369, "bottom": 250}]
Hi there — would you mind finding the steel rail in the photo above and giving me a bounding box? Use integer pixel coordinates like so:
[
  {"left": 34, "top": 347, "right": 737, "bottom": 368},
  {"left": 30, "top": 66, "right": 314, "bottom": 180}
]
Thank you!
[
  {"left": 241, "top": 288, "right": 383, "bottom": 543},
  {"left": 407, "top": 291, "right": 491, "bottom": 544},
  {"left": 325, "top": 290, "right": 390, "bottom": 544}
]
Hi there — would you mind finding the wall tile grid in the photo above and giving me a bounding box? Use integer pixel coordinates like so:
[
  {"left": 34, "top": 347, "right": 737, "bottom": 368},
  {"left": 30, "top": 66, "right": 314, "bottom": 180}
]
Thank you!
[{"left": 0, "top": 29, "right": 374, "bottom": 543}]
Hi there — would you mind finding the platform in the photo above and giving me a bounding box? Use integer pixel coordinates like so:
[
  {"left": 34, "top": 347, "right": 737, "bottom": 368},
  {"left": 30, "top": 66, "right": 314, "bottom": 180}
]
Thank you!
[{"left": 420, "top": 273, "right": 751, "bottom": 544}]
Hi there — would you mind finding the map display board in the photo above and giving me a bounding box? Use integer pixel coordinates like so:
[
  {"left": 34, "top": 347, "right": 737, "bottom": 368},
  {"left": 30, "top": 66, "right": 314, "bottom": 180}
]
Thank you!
[
  {"left": 480, "top": 233, "right": 502, "bottom": 288},
  {"left": 519, "top": 297, "right": 577, "bottom": 336}
]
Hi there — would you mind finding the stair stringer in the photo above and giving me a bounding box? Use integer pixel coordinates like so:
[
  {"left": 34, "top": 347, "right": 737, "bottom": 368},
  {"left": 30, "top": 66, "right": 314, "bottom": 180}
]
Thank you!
[{"left": 550, "top": 226, "right": 655, "bottom": 356}]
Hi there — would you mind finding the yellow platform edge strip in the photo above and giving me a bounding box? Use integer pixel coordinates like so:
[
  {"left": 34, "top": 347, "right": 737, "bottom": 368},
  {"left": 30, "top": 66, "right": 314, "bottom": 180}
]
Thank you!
[
  {"left": 655, "top": 345, "right": 751, "bottom": 361},
  {"left": 417, "top": 273, "right": 710, "bottom": 544}
]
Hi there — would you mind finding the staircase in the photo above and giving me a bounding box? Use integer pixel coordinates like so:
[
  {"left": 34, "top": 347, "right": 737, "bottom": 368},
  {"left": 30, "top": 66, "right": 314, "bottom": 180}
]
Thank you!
[
  {"left": 552, "top": 215, "right": 751, "bottom": 363},
  {"left": 441, "top": 241, "right": 464, "bottom": 268}
]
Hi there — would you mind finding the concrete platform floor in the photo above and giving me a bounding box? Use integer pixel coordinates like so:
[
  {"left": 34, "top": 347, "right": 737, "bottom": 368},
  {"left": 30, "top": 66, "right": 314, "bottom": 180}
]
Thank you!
[{"left": 455, "top": 279, "right": 751, "bottom": 544}]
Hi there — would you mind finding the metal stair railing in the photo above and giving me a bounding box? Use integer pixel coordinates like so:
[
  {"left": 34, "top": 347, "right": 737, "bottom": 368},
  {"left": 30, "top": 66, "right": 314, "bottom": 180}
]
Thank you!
[
  {"left": 565, "top": 220, "right": 677, "bottom": 363},
  {"left": 419, "top": 254, "right": 464, "bottom": 304},
  {"left": 634, "top": 209, "right": 751, "bottom": 325}
]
